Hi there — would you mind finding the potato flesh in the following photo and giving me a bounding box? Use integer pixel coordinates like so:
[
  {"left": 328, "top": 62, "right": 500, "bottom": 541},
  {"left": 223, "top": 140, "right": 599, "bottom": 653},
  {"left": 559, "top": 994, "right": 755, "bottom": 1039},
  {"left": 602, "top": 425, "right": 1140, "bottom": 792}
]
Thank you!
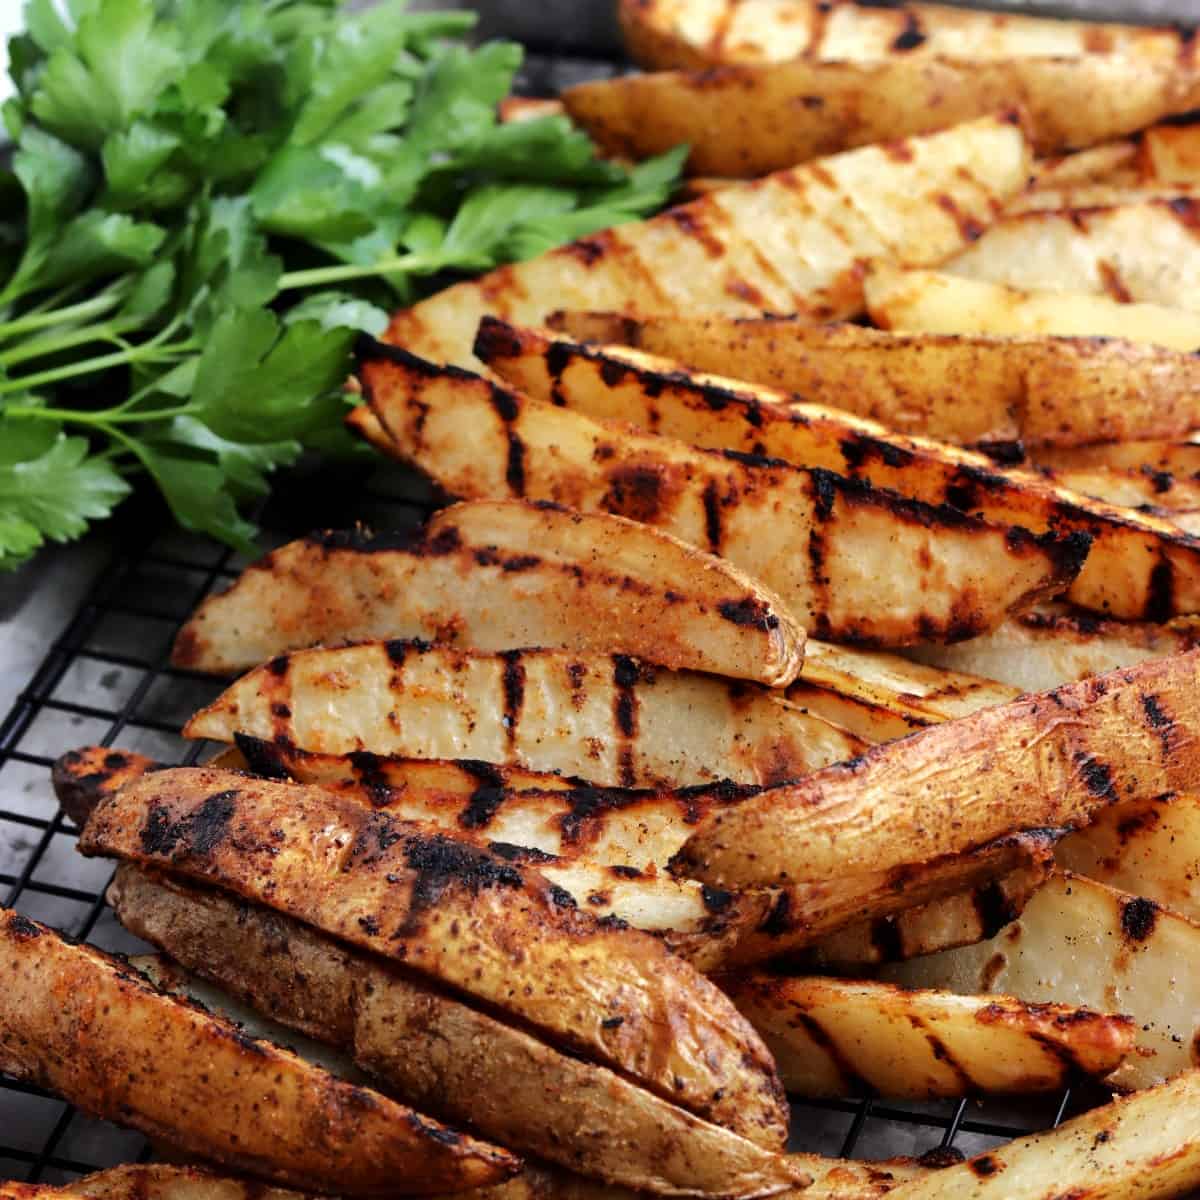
[
  {"left": 1143, "top": 123, "right": 1200, "bottom": 185},
  {"left": 172, "top": 500, "right": 805, "bottom": 685},
  {"left": 866, "top": 264, "right": 1200, "bottom": 351},
  {"left": 726, "top": 974, "right": 1133, "bottom": 1099},
  {"left": 185, "top": 640, "right": 864, "bottom": 788},
  {"left": 885, "top": 872, "right": 1200, "bottom": 1091},
  {"left": 359, "top": 351, "right": 1081, "bottom": 645},
  {"left": 946, "top": 202, "right": 1200, "bottom": 313},
  {"left": 908, "top": 612, "right": 1200, "bottom": 693},
  {"left": 383, "top": 116, "right": 1029, "bottom": 366}
]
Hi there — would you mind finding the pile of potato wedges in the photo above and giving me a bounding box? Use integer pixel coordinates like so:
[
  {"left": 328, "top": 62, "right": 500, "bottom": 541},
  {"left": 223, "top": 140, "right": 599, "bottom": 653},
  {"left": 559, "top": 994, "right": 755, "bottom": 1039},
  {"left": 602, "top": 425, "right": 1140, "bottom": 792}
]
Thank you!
[{"left": 7, "top": 2, "right": 1200, "bottom": 1199}]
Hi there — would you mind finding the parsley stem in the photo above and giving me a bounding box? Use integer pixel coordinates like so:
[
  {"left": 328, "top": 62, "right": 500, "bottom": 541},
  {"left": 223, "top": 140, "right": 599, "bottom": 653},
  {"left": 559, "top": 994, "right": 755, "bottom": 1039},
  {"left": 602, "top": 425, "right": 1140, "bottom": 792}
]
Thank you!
[
  {"left": 2, "top": 401, "right": 197, "bottom": 426},
  {"left": 0, "top": 343, "right": 184, "bottom": 397},
  {"left": 278, "top": 253, "right": 434, "bottom": 290},
  {"left": 0, "top": 321, "right": 135, "bottom": 368},
  {"left": 0, "top": 292, "right": 123, "bottom": 342}
]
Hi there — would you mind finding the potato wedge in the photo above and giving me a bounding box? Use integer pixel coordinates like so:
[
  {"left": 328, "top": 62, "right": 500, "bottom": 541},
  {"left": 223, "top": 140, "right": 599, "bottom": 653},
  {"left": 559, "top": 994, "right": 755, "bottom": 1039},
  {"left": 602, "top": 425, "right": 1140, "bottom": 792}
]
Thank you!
[
  {"left": 1029, "top": 141, "right": 1139, "bottom": 188},
  {"left": 172, "top": 500, "right": 804, "bottom": 684},
  {"left": 785, "top": 640, "right": 1018, "bottom": 743},
  {"left": 865, "top": 263, "right": 1200, "bottom": 351},
  {"left": 885, "top": 1066, "right": 1200, "bottom": 1200},
  {"left": 802, "top": 863, "right": 1054, "bottom": 970},
  {"left": 1034, "top": 438, "right": 1200, "bottom": 476},
  {"left": 564, "top": 57, "right": 1195, "bottom": 174},
  {"left": 1006, "top": 184, "right": 1200, "bottom": 214},
  {"left": 383, "top": 115, "right": 1030, "bottom": 366},
  {"left": 909, "top": 610, "right": 1200, "bottom": 692},
  {"left": 54, "top": 750, "right": 767, "bottom": 961},
  {"left": 184, "top": 640, "right": 864, "bottom": 788},
  {"left": 481, "top": 321, "right": 1200, "bottom": 621},
  {"left": 717, "top": 831, "right": 1060, "bottom": 965},
  {"left": 1143, "top": 120, "right": 1200, "bottom": 185},
  {"left": 108, "top": 865, "right": 795, "bottom": 1194},
  {"left": 358, "top": 343, "right": 1085, "bottom": 645},
  {"left": 548, "top": 311, "right": 1200, "bottom": 451},
  {"left": 946, "top": 201, "right": 1200, "bottom": 313},
  {"left": 618, "top": 0, "right": 1190, "bottom": 70},
  {"left": 885, "top": 872, "right": 1200, "bottom": 1090},
  {"left": 673, "top": 648, "right": 1200, "bottom": 889},
  {"left": 1057, "top": 793, "right": 1200, "bottom": 923},
  {"left": 0, "top": 908, "right": 513, "bottom": 1195},
  {"left": 1037, "top": 465, "right": 1200, "bottom": 514},
  {"left": 79, "top": 767, "right": 791, "bottom": 1147},
  {"left": 725, "top": 974, "right": 1134, "bottom": 1098},
  {"left": 0, "top": 1159, "right": 937, "bottom": 1200}
]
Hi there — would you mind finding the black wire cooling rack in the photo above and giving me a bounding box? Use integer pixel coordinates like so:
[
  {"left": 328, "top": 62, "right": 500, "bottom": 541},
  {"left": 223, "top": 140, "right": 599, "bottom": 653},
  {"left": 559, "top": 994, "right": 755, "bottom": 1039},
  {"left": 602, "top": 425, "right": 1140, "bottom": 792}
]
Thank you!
[{"left": 0, "top": 39, "right": 1103, "bottom": 1192}]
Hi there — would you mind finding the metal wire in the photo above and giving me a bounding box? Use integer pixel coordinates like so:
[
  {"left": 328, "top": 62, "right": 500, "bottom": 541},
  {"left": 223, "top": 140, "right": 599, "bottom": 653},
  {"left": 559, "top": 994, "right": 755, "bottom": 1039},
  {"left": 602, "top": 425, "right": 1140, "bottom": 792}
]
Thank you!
[{"left": 0, "top": 45, "right": 1081, "bottom": 1186}]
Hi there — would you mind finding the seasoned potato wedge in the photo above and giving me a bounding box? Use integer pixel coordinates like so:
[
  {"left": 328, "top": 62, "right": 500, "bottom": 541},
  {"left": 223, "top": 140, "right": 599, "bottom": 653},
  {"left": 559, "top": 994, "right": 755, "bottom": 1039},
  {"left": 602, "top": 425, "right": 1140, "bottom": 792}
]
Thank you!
[
  {"left": 184, "top": 640, "right": 864, "bottom": 788},
  {"left": 1029, "top": 141, "right": 1139, "bottom": 188},
  {"left": 1143, "top": 120, "right": 1200, "bottom": 184},
  {"left": 383, "top": 115, "right": 1030, "bottom": 366},
  {"left": 885, "top": 872, "right": 1200, "bottom": 1090},
  {"left": 172, "top": 500, "right": 805, "bottom": 685},
  {"left": 79, "top": 767, "right": 791, "bottom": 1146},
  {"left": 565, "top": 57, "right": 1195, "bottom": 174},
  {"left": 909, "top": 610, "right": 1200, "bottom": 693},
  {"left": 1006, "top": 184, "right": 1200, "bottom": 214},
  {"left": 718, "top": 831, "right": 1060, "bottom": 965},
  {"left": 1057, "top": 793, "right": 1200, "bottom": 923},
  {"left": 1038, "top": 465, "right": 1200, "bottom": 514},
  {"left": 52, "top": 745, "right": 162, "bottom": 827},
  {"left": 885, "top": 1067, "right": 1200, "bottom": 1200},
  {"left": 802, "top": 863, "right": 1054, "bottom": 970},
  {"left": 0, "top": 1160, "right": 939, "bottom": 1200},
  {"left": 0, "top": 909, "right": 513, "bottom": 1194},
  {"left": 946, "top": 200, "right": 1200, "bottom": 313},
  {"left": 786, "top": 640, "right": 1019, "bottom": 743},
  {"left": 674, "top": 649, "right": 1200, "bottom": 889},
  {"left": 618, "top": 0, "right": 1190, "bottom": 70},
  {"left": 1034, "top": 438, "right": 1200, "bottom": 476},
  {"left": 549, "top": 311, "right": 1200, "bottom": 451},
  {"left": 725, "top": 974, "right": 1134, "bottom": 1098},
  {"left": 108, "top": 866, "right": 794, "bottom": 1194},
  {"left": 482, "top": 321, "right": 1200, "bottom": 622},
  {"left": 866, "top": 263, "right": 1200, "bottom": 351},
  {"left": 358, "top": 344, "right": 1085, "bottom": 645}
]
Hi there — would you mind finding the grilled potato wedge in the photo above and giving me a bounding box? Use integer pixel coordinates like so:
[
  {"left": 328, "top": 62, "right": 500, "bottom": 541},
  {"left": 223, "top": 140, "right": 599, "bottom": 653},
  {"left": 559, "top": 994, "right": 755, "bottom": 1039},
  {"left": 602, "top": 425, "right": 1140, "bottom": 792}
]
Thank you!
[
  {"left": 1143, "top": 120, "right": 1200, "bottom": 185},
  {"left": 549, "top": 311, "right": 1200, "bottom": 451},
  {"left": 1034, "top": 438, "right": 1200, "bottom": 477},
  {"left": 59, "top": 742, "right": 769, "bottom": 963},
  {"left": 565, "top": 57, "right": 1194, "bottom": 174},
  {"left": 383, "top": 115, "right": 1030, "bottom": 366},
  {"left": 1029, "top": 141, "right": 1140, "bottom": 188},
  {"left": 947, "top": 201, "right": 1200, "bottom": 313},
  {"left": 786, "top": 640, "right": 1019, "bottom": 743},
  {"left": 909, "top": 610, "right": 1200, "bottom": 692},
  {"left": 1038, "top": 465, "right": 1200, "bottom": 514},
  {"left": 172, "top": 501, "right": 804, "bottom": 685},
  {"left": 885, "top": 1067, "right": 1200, "bottom": 1200},
  {"left": 79, "top": 767, "right": 791, "bottom": 1147},
  {"left": 673, "top": 649, "right": 1200, "bottom": 889},
  {"left": 0, "top": 1159, "right": 940, "bottom": 1200},
  {"left": 108, "top": 866, "right": 795, "bottom": 1194},
  {"left": 1057, "top": 793, "right": 1200, "bottom": 923},
  {"left": 725, "top": 974, "right": 1134, "bottom": 1098},
  {"left": 885, "top": 872, "right": 1200, "bottom": 1090},
  {"left": 184, "top": 640, "right": 864, "bottom": 788},
  {"left": 1006, "top": 183, "right": 1200, "bottom": 214},
  {"left": 866, "top": 263, "right": 1200, "bottom": 351},
  {"left": 0, "top": 909, "right": 513, "bottom": 1194},
  {"left": 482, "top": 321, "right": 1200, "bottom": 622},
  {"left": 618, "top": 0, "right": 1190, "bottom": 70},
  {"left": 718, "top": 830, "right": 1060, "bottom": 965},
  {"left": 358, "top": 344, "right": 1085, "bottom": 645},
  {"left": 802, "top": 863, "right": 1054, "bottom": 970}
]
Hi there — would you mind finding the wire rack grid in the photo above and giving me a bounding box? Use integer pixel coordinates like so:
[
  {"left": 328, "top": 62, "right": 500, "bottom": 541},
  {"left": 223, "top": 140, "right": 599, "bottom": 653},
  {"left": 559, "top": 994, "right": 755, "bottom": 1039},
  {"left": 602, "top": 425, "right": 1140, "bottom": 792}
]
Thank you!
[{"left": 0, "top": 41, "right": 1097, "bottom": 1192}]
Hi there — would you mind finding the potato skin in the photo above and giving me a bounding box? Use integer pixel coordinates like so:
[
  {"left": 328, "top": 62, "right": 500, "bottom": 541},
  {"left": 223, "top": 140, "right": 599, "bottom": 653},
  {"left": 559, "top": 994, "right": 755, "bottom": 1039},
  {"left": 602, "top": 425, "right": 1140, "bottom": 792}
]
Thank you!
[
  {"left": 565, "top": 57, "right": 1196, "bottom": 174},
  {"left": 0, "top": 909, "right": 514, "bottom": 1195},
  {"left": 79, "top": 768, "right": 789, "bottom": 1149},
  {"left": 109, "top": 866, "right": 802, "bottom": 1196}
]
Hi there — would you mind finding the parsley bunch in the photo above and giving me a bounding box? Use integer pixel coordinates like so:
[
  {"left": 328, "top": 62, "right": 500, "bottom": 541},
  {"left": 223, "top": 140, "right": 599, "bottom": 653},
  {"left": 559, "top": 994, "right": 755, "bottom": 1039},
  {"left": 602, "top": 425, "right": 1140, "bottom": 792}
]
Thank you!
[{"left": 0, "top": 0, "right": 685, "bottom": 568}]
